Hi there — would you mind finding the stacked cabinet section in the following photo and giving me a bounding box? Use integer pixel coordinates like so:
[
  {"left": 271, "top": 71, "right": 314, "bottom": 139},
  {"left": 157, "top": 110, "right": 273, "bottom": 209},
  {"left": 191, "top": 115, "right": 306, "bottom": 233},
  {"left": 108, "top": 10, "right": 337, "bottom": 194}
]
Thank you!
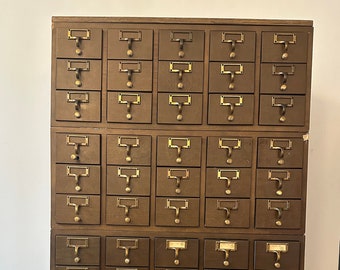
[{"left": 51, "top": 17, "right": 313, "bottom": 270}]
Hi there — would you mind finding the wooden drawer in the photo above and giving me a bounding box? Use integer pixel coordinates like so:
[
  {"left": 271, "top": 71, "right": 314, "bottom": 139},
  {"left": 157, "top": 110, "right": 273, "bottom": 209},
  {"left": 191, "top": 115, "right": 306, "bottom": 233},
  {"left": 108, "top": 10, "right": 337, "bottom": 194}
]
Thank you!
[
  {"left": 205, "top": 198, "right": 250, "bottom": 228},
  {"left": 210, "top": 31, "right": 256, "bottom": 61},
  {"left": 157, "top": 93, "right": 203, "bottom": 124},
  {"left": 159, "top": 30, "right": 204, "bottom": 61},
  {"left": 56, "top": 235, "right": 100, "bottom": 265},
  {"left": 108, "top": 29, "right": 153, "bottom": 60},
  {"left": 107, "top": 92, "right": 152, "bottom": 123},
  {"left": 204, "top": 239, "right": 249, "bottom": 269},
  {"left": 206, "top": 137, "right": 253, "bottom": 167},
  {"left": 209, "top": 62, "right": 255, "bottom": 93},
  {"left": 107, "top": 165, "right": 151, "bottom": 196},
  {"left": 205, "top": 168, "right": 252, "bottom": 198},
  {"left": 208, "top": 94, "right": 254, "bottom": 125},
  {"left": 107, "top": 60, "right": 152, "bottom": 91},
  {"left": 56, "top": 267, "right": 99, "bottom": 270},
  {"left": 106, "top": 237, "right": 150, "bottom": 267},
  {"left": 55, "top": 90, "right": 101, "bottom": 122},
  {"left": 55, "top": 194, "right": 100, "bottom": 224},
  {"left": 155, "top": 238, "right": 199, "bottom": 268},
  {"left": 55, "top": 133, "right": 101, "bottom": 165},
  {"left": 158, "top": 61, "right": 204, "bottom": 92},
  {"left": 56, "top": 59, "right": 101, "bottom": 90},
  {"left": 107, "top": 135, "right": 151, "bottom": 166},
  {"left": 56, "top": 28, "right": 102, "bottom": 59}
]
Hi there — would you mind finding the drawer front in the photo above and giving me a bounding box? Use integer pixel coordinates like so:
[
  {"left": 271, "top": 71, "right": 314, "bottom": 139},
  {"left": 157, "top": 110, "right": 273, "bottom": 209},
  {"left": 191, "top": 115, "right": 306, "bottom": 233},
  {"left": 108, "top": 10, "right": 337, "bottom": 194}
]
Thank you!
[
  {"left": 56, "top": 236, "right": 100, "bottom": 265},
  {"left": 205, "top": 168, "right": 251, "bottom": 198},
  {"left": 206, "top": 137, "right": 253, "bottom": 167},
  {"left": 256, "top": 169, "right": 303, "bottom": 198},
  {"left": 208, "top": 94, "right": 254, "bottom": 125},
  {"left": 158, "top": 61, "right": 204, "bottom": 92},
  {"left": 107, "top": 135, "right": 151, "bottom": 166},
  {"left": 156, "top": 167, "right": 200, "bottom": 197},
  {"left": 155, "top": 238, "right": 199, "bottom": 268},
  {"left": 262, "top": 31, "right": 308, "bottom": 62},
  {"left": 55, "top": 90, "right": 101, "bottom": 122},
  {"left": 106, "top": 196, "right": 150, "bottom": 226},
  {"left": 157, "top": 93, "right": 203, "bottom": 124},
  {"left": 260, "top": 63, "right": 307, "bottom": 94},
  {"left": 157, "top": 136, "right": 202, "bottom": 167},
  {"left": 209, "top": 62, "right": 255, "bottom": 93},
  {"left": 254, "top": 241, "right": 301, "bottom": 270},
  {"left": 56, "top": 59, "right": 102, "bottom": 90},
  {"left": 106, "top": 237, "right": 150, "bottom": 266},
  {"left": 204, "top": 239, "right": 249, "bottom": 269},
  {"left": 55, "top": 133, "right": 101, "bottom": 164},
  {"left": 56, "top": 28, "right": 102, "bottom": 59},
  {"left": 107, "top": 60, "right": 153, "bottom": 91},
  {"left": 255, "top": 199, "right": 302, "bottom": 229},
  {"left": 55, "top": 164, "right": 100, "bottom": 194},
  {"left": 108, "top": 29, "right": 153, "bottom": 60},
  {"left": 205, "top": 198, "right": 250, "bottom": 228},
  {"left": 159, "top": 30, "right": 204, "bottom": 61},
  {"left": 56, "top": 267, "right": 99, "bottom": 270},
  {"left": 210, "top": 31, "right": 256, "bottom": 61},
  {"left": 259, "top": 95, "right": 306, "bottom": 126},
  {"left": 257, "top": 137, "right": 304, "bottom": 168},
  {"left": 155, "top": 197, "right": 199, "bottom": 227},
  {"left": 55, "top": 194, "right": 100, "bottom": 224},
  {"left": 107, "top": 165, "right": 151, "bottom": 196},
  {"left": 107, "top": 92, "right": 152, "bottom": 123}
]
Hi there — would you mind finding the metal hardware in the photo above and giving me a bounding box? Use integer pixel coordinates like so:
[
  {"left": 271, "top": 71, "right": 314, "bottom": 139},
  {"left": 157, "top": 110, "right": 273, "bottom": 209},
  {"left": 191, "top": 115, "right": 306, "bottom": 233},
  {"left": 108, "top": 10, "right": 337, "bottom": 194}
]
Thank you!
[
  {"left": 119, "top": 62, "right": 141, "bottom": 88},
  {"left": 168, "top": 137, "right": 191, "bottom": 164},
  {"left": 66, "top": 165, "right": 89, "bottom": 192},
  {"left": 273, "top": 33, "right": 297, "bottom": 60},
  {"left": 118, "top": 93, "right": 141, "bottom": 120},
  {"left": 166, "top": 239, "right": 188, "bottom": 265},
  {"left": 266, "top": 242, "right": 289, "bottom": 268},
  {"left": 268, "top": 170, "right": 291, "bottom": 196},
  {"left": 66, "top": 195, "right": 89, "bottom": 222},
  {"left": 271, "top": 96, "right": 294, "bottom": 123},
  {"left": 217, "top": 169, "right": 240, "bottom": 195},
  {"left": 217, "top": 199, "right": 239, "bottom": 225},
  {"left": 166, "top": 199, "right": 189, "bottom": 224},
  {"left": 215, "top": 240, "right": 238, "bottom": 266},
  {"left": 167, "top": 168, "right": 190, "bottom": 194},
  {"left": 117, "top": 197, "right": 139, "bottom": 223},
  {"left": 268, "top": 200, "right": 290, "bottom": 227},
  {"left": 119, "top": 30, "right": 142, "bottom": 57},
  {"left": 170, "top": 31, "right": 193, "bottom": 58},
  {"left": 218, "top": 138, "right": 242, "bottom": 164},
  {"left": 219, "top": 95, "right": 243, "bottom": 122},
  {"left": 221, "top": 32, "right": 244, "bottom": 59},
  {"left": 66, "top": 135, "right": 89, "bottom": 161},
  {"left": 67, "top": 60, "right": 90, "bottom": 87},
  {"left": 67, "top": 92, "right": 89, "bottom": 118},
  {"left": 118, "top": 167, "right": 140, "bottom": 193},
  {"left": 118, "top": 136, "right": 140, "bottom": 163},
  {"left": 169, "top": 62, "right": 192, "bottom": 89},
  {"left": 66, "top": 237, "right": 89, "bottom": 263},
  {"left": 168, "top": 94, "right": 192, "bottom": 121},
  {"left": 270, "top": 139, "right": 293, "bottom": 165},
  {"left": 220, "top": 63, "right": 244, "bottom": 90},
  {"left": 66, "top": 267, "right": 89, "bottom": 270},
  {"left": 272, "top": 65, "right": 295, "bottom": 91},
  {"left": 67, "top": 29, "right": 91, "bottom": 55},
  {"left": 116, "top": 238, "right": 138, "bottom": 264}
]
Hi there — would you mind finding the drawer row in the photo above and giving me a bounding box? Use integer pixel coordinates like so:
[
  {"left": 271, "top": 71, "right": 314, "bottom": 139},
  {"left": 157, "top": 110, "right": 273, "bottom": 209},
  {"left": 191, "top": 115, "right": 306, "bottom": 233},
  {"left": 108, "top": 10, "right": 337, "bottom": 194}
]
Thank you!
[
  {"left": 56, "top": 28, "right": 309, "bottom": 63},
  {"left": 54, "top": 235, "right": 303, "bottom": 269}
]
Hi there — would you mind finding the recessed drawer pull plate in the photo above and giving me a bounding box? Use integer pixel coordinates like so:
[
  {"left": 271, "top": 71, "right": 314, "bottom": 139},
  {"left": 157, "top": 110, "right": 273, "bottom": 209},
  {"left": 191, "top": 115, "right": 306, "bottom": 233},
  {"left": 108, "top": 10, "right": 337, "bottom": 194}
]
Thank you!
[
  {"left": 215, "top": 240, "right": 238, "bottom": 266},
  {"left": 220, "top": 63, "right": 244, "bottom": 90},
  {"left": 166, "top": 239, "right": 188, "bottom": 265},
  {"left": 117, "top": 197, "right": 139, "bottom": 223},
  {"left": 119, "top": 30, "right": 142, "bottom": 57},
  {"left": 66, "top": 135, "right": 89, "bottom": 161},
  {"left": 166, "top": 198, "right": 189, "bottom": 224},
  {"left": 270, "top": 139, "right": 293, "bottom": 165},
  {"left": 118, "top": 167, "right": 140, "bottom": 193},
  {"left": 118, "top": 136, "right": 140, "bottom": 163},
  {"left": 167, "top": 168, "right": 190, "bottom": 194},
  {"left": 266, "top": 242, "right": 289, "bottom": 268},
  {"left": 268, "top": 170, "right": 291, "bottom": 196},
  {"left": 218, "top": 138, "right": 242, "bottom": 164},
  {"left": 217, "top": 199, "right": 239, "bottom": 225},
  {"left": 221, "top": 32, "right": 245, "bottom": 59},
  {"left": 66, "top": 195, "right": 89, "bottom": 222},
  {"left": 217, "top": 169, "right": 240, "bottom": 195},
  {"left": 119, "top": 62, "right": 142, "bottom": 88},
  {"left": 272, "top": 64, "right": 295, "bottom": 91},
  {"left": 273, "top": 33, "right": 297, "bottom": 60},
  {"left": 118, "top": 93, "right": 141, "bottom": 120},
  {"left": 267, "top": 200, "right": 290, "bottom": 227},
  {"left": 168, "top": 137, "right": 191, "bottom": 164},
  {"left": 67, "top": 29, "right": 91, "bottom": 55},
  {"left": 168, "top": 94, "right": 192, "bottom": 121},
  {"left": 219, "top": 95, "right": 243, "bottom": 122},
  {"left": 170, "top": 31, "right": 193, "bottom": 58},
  {"left": 66, "top": 237, "right": 89, "bottom": 263},
  {"left": 67, "top": 60, "right": 90, "bottom": 87},
  {"left": 116, "top": 238, "right": 139, "bottom": 264}
]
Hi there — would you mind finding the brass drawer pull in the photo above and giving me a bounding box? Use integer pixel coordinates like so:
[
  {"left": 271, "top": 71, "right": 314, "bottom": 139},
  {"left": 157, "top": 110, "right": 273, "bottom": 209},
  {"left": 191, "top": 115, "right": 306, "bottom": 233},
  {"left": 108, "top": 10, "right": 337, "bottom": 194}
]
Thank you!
[
  {"left": 218, "top": 138, "right": 242, "bottom": 164},
  {"left": 268, "top": 170, "right": 291, "bottom": 196},
  {"left": 66, "top": 135, "right": 89, "bottom": 161},
  {"left": 66, "top": 237, "right": 89, "bottom": 263},
  {"left": 219, "top": 95, "right": 243, "bottom": 122},
  {"left": 67, "top": 91, "right": 89, "bottom": 118},
  {"left": 118, "top": 93, "right": 141, "bottom": 120},
  {"left": 66, "top": 195, "right": 89, "bottom": 222},
  {"left": 166, "top": 239, "right": 188, "bottom": 265},
  {"left": 266, "top": 242, "right": 289, "bottom": 269},
  {"left": 267, "top": 200, "right": 290, "bottom": 227},
  {"left": 217, "top": 169, "right": 240, "bottom": 195},
  {"left": 117, "top": 197, "right": 139, "bottom": 223},
  {"left": 168, "top": 137, "right": 191, "bottom": 164},
  {"left": 118, "top": 167, "right": 140, "bottom": 193},
  {"left": 167, "top": 168, "right": 190, "bottom": 194},
  {"left": 220, "top": 63, "right": 244, "bottom": 90},
  {"left": 217, "top": 199, "right": 239, "bottom": 225},
  {"left": 270, "top": 139, "right": 293, "bottom": 165},
  {"left": 66, "top": 165, "right": 89, "bottom": 192},
  {"left": 215, "top": 240, "right": 238, "bottom": 267},
  {"left": 67, "top": 29, "right": 91, "bottom": 55},
  {"left": 119, "top": 61, "right": 142, "bottom": 88},
  {"left": 272, "top": 64, "right": 295, "bottom": 91},
  {"left": 66, "top": 267, "right": 89, "bottom": 270},
  {"left": 166, "top": 198, "right": 189, "bottom": 224},
  {"left": 273, "top": 33, "right": 297, "bottom": 60},
  {"left": 169, "top": 62, "right": 192, "bottom": 89},
  {"left": 169, "top": 94, "right": 192, "bottom": 121},
  {"left": 116, "top": 238, "right": 138, "bottom": 264},
  {"left": 118, "top": 136, "right": 140, "bottom": 163},
  {"left": 170, "top": 31, "right": 193, "bottom": 58},
  {"left": 119, "top": 30, "right": 142, "bottom": 57},
  {"left": 271, "top": 96, "right": 294, "bottom": 123},
  {"left": 67, "top": 60, "right": 90, "bottom": 87},
  {"left": 221, "top": 32, "right": 245, "bottom": 59}
]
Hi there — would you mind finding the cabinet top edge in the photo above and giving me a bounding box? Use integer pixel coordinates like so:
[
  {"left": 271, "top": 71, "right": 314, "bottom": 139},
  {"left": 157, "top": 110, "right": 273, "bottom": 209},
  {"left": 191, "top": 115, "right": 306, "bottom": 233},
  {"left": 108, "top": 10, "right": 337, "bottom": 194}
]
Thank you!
[{"left": 51, "top": 16, "right": 313, "bottom": 27}]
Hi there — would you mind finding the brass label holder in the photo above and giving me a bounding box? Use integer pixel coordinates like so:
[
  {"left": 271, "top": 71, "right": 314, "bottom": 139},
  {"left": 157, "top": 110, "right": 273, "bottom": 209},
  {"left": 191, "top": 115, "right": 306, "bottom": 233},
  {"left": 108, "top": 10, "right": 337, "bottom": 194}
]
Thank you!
[
  {"left": 166, "top": 198, "right": 189, "bottom": 224},
  {"left": 67, "top": 60, "right": 90, "bottom": 87},
  {"left": 266, "top": 242, "right": 289, "bottom": 268},
  {"left": 271, "top": 96, "right": 294, "bottom": 123},
  {"left": 268, "top": 170, "right": 291, "bottom": 196},
  {"left": 218, "top": 138, "right": 242, "bottom": 164},
  {"left": 270, "top": 139, "right": 293, "bottom": 165},
  {"left": 119, "top": 61, "right": 142, "bottom": 88},
  {"left": 169, "top": 62, "right": 192, "bottom": 89},
  {"left": 118, "top": 167, "right": 140, "bottom": 193},
  {"left": 117, "top": 197, "right": 139, "bottom": 223},
  {"left": 116, "top": 238, "right": 139, "bottom": 264},
  {"left": 66, "top": 237, "right": 89, "bottom": 263},
  {"left": 215, "top": 240, "right": 238, "bottom": 266},
  {"left": 167, "top": 168, "right": 190, "bottom": 194},
  {"left": 66, "top": 134, "right": 89, "bottom": 161},
  {"left": 221, "top": 32, "right": 245, "bottom": 59},
  {"left": 168, "top": 137, "right": 191, "bottom": 164},
  {"left": 66, "top": 165, "right": 89, "bottom": 192},
  {"left": 118, "top": 136, "right": 140, "bottom": 163},
  {"left": 267, "top": 200, "right": 290, "bottom": 227},
  {"left": 119, "top": 30, "right": 142, "bottom": 57},
  {"left": 220, "top": 63, "right": 244, "bottom": 90},
  {"left": 67, "top": 29, "right": 91, "bottom": 56},
  {"left": 168, "top": 94, "right": 192, "bottom": 121},
  {"left": 219, "top": 95, "right": 243, "bottom": 122},
  {"left": 273, "top": 33, "right": 297, "bottom": 60},
  {"left": 118, "top": 93, "right": 141, "bottom": 120},
  {"left": 166, "top": 239, "right": 188, "bottom": 265},
  {"left": 217, "top": 169, "right": 240, "bottom": 195},
  {"left": 66, "top": 195, "right": 89, "bottom": 222},
  {"left": 272, "top": 64, "right": 295, "bottom": 91},
  {"left": 217, "top": 199, "right": 239, "bottom": 225},
  {"left": 170, "top": 31, "right": 193, "bottom": 58},
  {"left": 67, "top": 91, "right": 89, "bottom": 119}
]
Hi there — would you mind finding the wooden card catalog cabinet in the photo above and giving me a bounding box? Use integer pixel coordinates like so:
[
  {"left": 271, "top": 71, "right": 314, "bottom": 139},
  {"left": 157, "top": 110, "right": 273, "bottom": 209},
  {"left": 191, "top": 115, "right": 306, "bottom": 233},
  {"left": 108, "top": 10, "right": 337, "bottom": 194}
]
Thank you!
[{"left": 51, "top": 17, "right": 312, "bottom": 270}]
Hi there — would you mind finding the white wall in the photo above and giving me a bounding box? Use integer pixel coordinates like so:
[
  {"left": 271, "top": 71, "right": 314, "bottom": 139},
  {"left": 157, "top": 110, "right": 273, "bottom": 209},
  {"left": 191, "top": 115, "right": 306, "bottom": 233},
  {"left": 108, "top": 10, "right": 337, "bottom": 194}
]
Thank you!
[{"left": 0, "top": 0, "right": 339, "bottom": 269}]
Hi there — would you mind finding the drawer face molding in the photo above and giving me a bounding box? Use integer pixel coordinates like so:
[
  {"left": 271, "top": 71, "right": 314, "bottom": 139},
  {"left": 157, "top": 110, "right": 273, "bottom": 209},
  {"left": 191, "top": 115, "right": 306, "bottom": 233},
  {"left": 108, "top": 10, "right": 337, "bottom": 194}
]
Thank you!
[{"left": 51, "top": 17, "right": 312, "bottom": 270}]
